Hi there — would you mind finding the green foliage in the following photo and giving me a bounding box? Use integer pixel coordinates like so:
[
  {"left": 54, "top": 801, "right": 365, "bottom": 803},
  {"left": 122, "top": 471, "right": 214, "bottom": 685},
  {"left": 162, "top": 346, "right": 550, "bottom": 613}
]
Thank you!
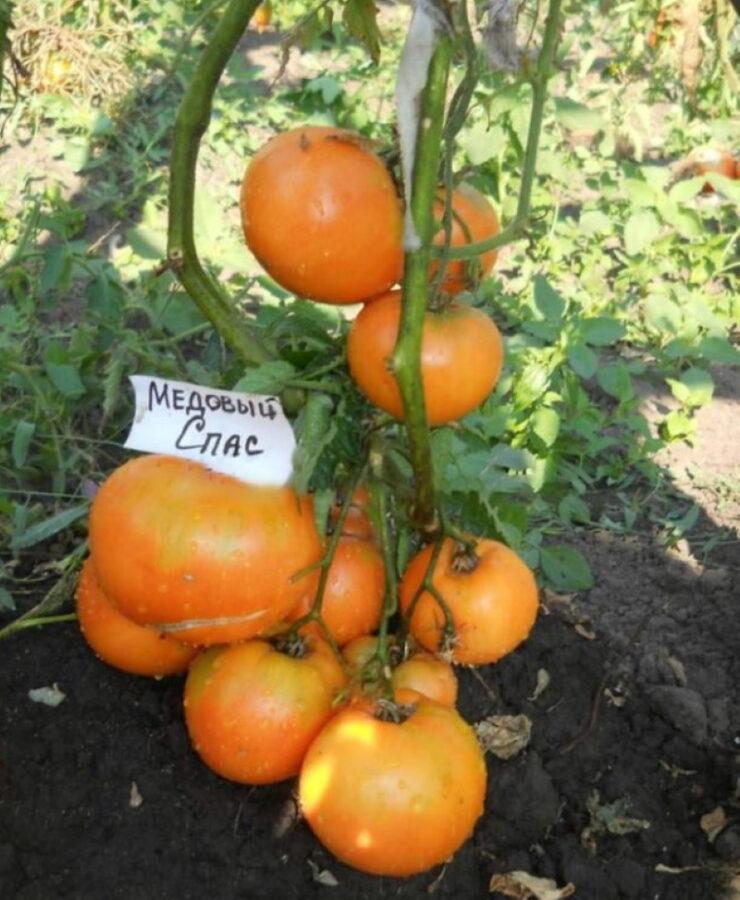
[{"left": 1, "top": 0, "right": 737, "bottom": 607}]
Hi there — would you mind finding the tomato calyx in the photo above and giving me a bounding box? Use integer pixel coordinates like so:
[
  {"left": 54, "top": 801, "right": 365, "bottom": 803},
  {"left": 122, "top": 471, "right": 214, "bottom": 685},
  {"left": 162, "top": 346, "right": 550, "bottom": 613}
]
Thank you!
[
  {"left": 451, "top": 540, "right": 480, "bottom": 574},
  {"left": 373, "top": 697, "right": 418, "bottom": 724},
  {"left": 275, "top": 633, "right": 309, "bottom": 659}
]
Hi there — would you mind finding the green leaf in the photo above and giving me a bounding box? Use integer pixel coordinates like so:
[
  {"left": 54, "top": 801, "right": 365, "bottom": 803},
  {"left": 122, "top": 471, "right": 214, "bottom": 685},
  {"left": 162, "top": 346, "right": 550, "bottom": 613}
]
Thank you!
[
  {"left": 660, "top": 409, "right": 696, "bottom": 442},
  {"left": 12, "top": 421, "right": 36, "bottom": 468},
  {"left": 558, "top": 494, "right": 590, "bottom": 525},
  {"left": 579, "top": 210, "right": 612, "bottom": 235},
  {"left": 582, "top": 317, "right": 626, "bottom": 347},
  {"left": 668, "top": 177, "right": 704, "bottom": 203},
  {"left": 11, "top": 504, "right": 89, "bottom": 552},
  {"left": 45, "top": 362, "right": 86, "bottom": 398},
  {"left": 533, "top": 275, "right": 565, "bottom": 323},
  {"left": 0, "top": 587, "right": 15, "bottom": 612},
  {"left": 667, "top": 367, "right": 714, "bottom": 408},
  {"left": 540, "top": 545, "right": 594, "bottom": 591},
  {"left": 568, "top": 343, "right": 598, "bottom": 379},
  {"left": 292, "top": 393, "right": 336, "bottom": 495},
  {"left": 460, "top": 122, "right": 506, "bottom": 165},
  {"left": 513, "top": 361, "right": 550, "bottom": 407},
  {"left": 624, "top": 210, "right": 660, "bottom": 256},
  {"left": 233, "top": 360, "right": 297, "bottom": 394},
  {"left": 644, "top": 295, "right": 682, "bottom": 334},
  {"left": 597, "top": 363, "right": 633, "bottom": 401},
  {"left": 343, "top": 0, "right": 382, "bottom": 63},
  {"left": 531, "top": 407, "right": 560, "bottom": 447},
  {"left": 698, "top": 337, "right": 740, "bottom": 365},
  {"left": 553, "top": 97, "right": 604, "bottom": 132}
]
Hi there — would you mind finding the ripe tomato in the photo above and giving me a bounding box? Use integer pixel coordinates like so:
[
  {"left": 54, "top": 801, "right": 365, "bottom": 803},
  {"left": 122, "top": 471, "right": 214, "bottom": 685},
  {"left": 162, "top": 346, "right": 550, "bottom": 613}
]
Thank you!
[
  {"left": 184, "top": 637, "right": 346, "bottom": 784},
  {"left": 76, "top": 559, "right": 196, "bottom": 677},
  {"left": 688, "top": 147, "right": 737, "bottom": 192},
  {"left": 240, "top": 127, "right": 403, "bottom": 304},
  {"left": 289, "top": 537, "right": 385, "bottom": 646},
  {"left": 89, "top": 456, "right": 321, "bottom": 646},
  {"left": 430, "top": 183, "right": 500, "bottom": 294},
  {"left": 252, "top": 1, "right": 271, "bottom": 30},
  {"left": 329, "top": 485, "right": 374, "bottom": 541},
  {"left": 399, "top": 537, "right": 539, "bottom": 665},
  {"left": 392, "top": 652, "right": 458, "bottom": 706},
  {"left": 342, "top": 634, "right": 380, "bottom": 672},
  {"left": 347, "top": 289, "right": 504, "bottom": 425},
  {"left": 299, "top": 696, "right": 486, "bottom": 876}
]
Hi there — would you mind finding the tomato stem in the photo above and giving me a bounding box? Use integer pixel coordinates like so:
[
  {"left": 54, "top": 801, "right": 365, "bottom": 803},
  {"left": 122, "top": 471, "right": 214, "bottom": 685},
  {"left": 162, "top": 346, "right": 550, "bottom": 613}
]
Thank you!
[
  {"left": 391, "top": 34, "right": 453, "bottom": 530},
  {"left": 286, "top": 464, "right": 367, "bottom": 666},
  {"left": 166, "top": 0, "right": 276, "bottom": 370},
  {"left": 402, "top": 536, "right": 459, "bottom": 652},
  {"left": 431, "top": 0, "right": 564, "bottom": 262},
  {"left": 368, "top": 455, "right": 399, "bottom": 695}
]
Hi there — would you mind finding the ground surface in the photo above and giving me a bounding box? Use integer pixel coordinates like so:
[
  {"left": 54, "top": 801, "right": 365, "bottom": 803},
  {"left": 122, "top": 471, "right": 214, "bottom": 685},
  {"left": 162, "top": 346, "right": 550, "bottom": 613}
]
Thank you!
[
  {"left": 0, "top": 512, "right": 738, "bottom": 900},
  {"left": 2, "top": 6, "right": 739, "bottom": 899}
]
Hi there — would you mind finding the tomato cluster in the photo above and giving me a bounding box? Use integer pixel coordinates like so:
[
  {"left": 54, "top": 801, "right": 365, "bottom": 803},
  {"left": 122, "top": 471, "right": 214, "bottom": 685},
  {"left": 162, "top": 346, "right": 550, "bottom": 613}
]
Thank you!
[
  {"left": 240, "top": 125, "right": 505, "bottom": 424},
  {"left": 75, "top": 127, "right": 536, "bottom": 878}
]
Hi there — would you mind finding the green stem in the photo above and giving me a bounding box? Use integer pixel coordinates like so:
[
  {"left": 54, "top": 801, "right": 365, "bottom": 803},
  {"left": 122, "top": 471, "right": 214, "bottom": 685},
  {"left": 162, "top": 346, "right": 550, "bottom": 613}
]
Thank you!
[
  {"left": 391, "top": 36, "right": 453, "bottom": 530},
  {"left": 434, "top": 0, "right": 563, "bottom": 261},
  {"left": 167, "top": 0, "right": 273, "bottom": 368},
  {"left": 5, "top": 613, "right": 77, "bottom": 633},
  {"left": 368, "top": 448, "right": 398, "bottom": 686}
]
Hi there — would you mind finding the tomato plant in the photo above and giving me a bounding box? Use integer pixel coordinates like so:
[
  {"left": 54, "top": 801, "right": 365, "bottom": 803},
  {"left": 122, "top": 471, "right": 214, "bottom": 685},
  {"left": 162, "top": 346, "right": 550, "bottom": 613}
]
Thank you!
[
  {"left": 347, "top": 290, "right": 504, "bottom": 425},
  {"left": 240, "top": 126, "right": 403, "bottom": 304},
  {"left": 184, "top": 636, "right": 346, "bottom": 784},
  {"left": 76, "top": 559, "right": 196, "bottom": 677},
  {"left": 88, "top": 455, "right": 322, "bottom": 645}
]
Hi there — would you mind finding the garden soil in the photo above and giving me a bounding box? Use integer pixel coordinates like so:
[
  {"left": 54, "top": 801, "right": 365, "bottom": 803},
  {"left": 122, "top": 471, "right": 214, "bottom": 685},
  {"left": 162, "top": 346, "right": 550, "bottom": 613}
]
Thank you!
[{"left": 1, "top": 513, "right": 738, "bottom": 900}]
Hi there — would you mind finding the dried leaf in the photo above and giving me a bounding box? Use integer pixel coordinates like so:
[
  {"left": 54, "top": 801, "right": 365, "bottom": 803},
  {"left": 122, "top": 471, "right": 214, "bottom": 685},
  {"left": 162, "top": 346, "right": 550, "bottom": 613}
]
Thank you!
[
  {"left": 129, "top": 782, "right": 143, "bottom": 808},
  {"left": 307, "top": 860, "right": 338, "bottom": 887},
  {"left": 654, "top": 863, "right": 703, "bottom": 874},
  {"left": 28, "top": 683, "right": 66, "bottom": 707},
  {"left": 489, "top": 870, "right": 575, "bottom": 899},
  {"left": 604, "top": 687, "right": 626, "bottom": 708},
  {"left": 699, "top": 806, "right": 727, "bottom": 843},
  {"left": 529, "top": 669, "right": 550, "bottom": 701},
  {"left": 574, "top": 622, "right": 596, "bottom": 640},
  {"left": 586, "top": 790, "right": 651, "bottom": 836},
  {"left": 475, "top": 715, "right": 532, "bottom": 759}
]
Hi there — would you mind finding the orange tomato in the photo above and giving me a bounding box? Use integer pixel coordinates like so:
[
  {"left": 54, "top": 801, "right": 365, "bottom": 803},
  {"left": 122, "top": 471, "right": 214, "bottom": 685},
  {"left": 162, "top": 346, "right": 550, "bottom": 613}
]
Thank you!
[
  {"left": 392, "top": 652, "right": 458, "bottom": 706},
  {"left": 184, "top": 637, "right": 346, "bottom": 784},
  {"left": 299, "top": 696, "right": 486, "bottom": 876},
  {"left": 89, "top": 456, "right": 321, "bottom": 646},
  {"left": 688, "top": 147, "right": 737, "bottom": 192},
  {"left": 329, "top": 485, "right": 374, "bottom": 541},
  {"left": 430, "top": 183, "right": 500, "bottom": 293},
  {"left": 347, "top": 289, "right": 504, "bottom": 425},
  {"left": 342, "top": 634, "right": 380, "bottom": 672},
  {"left": 252, "top": 1, "right": 271, "bottom": 31},
  {"left": 76, "top": 559, "right": 196, "bottom": 677},
  {"left": 289, "top": 537, "right": 385, "bottom": 646},
  {"left": 399, "top": 537, "right": 539, "bottom": 665},
  {"left": 240, "top": 126, "right": 404, "bottom": 304}
]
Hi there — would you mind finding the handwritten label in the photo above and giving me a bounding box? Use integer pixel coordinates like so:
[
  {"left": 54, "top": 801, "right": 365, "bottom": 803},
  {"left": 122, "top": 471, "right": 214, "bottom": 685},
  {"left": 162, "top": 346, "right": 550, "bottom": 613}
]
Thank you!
[{"left": 124, "top": 375, "right": 295, "bottom": 486}]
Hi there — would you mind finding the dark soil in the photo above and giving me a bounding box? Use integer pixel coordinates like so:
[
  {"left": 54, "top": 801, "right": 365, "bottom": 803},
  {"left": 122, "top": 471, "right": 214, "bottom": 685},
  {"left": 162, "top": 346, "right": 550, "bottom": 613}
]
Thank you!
[{"left": 1, "top": 540, "right": 738, "bottom": 900}]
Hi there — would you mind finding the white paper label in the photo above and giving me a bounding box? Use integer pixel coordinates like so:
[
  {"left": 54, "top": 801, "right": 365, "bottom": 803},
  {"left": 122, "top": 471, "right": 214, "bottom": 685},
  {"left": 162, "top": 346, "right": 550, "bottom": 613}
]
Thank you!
[{"left": 124, "top": 375, "right": 295, "bottom": 486}]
